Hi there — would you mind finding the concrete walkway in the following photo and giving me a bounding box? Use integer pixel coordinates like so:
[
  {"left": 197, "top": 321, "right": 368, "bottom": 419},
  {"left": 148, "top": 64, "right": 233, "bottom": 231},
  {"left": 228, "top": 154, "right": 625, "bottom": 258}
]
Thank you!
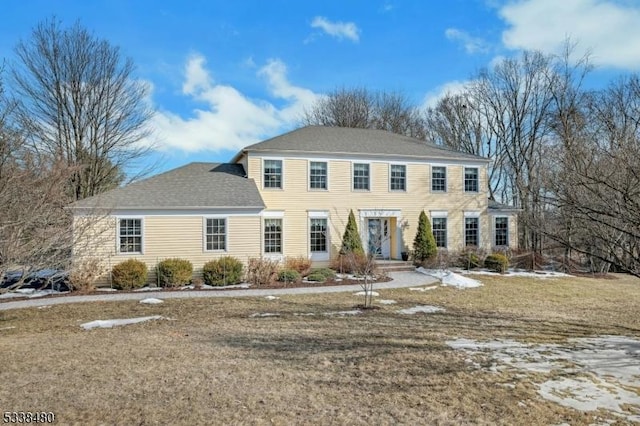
[{"left": 0, "top": 271, "right": 438, "bottom": 311}]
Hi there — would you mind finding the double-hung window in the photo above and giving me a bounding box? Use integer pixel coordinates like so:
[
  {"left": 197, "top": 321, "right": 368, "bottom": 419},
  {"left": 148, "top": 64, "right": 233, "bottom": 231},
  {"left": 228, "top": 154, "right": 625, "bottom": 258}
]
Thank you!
[
  {"left": 309, "top": 161, "right": 327, "bottom": 190},
  {"left": 119, "top": 218, "right": 142, "bottom": 253},
  {"left": 264, "top": 159, "right": 282, "bottom": 189},
  {"left": 464, "top": 167, "right": 479, "bottom": 192},
  {"left": 205, "top": 218, "right": 226, "bottom": 251},
  {"left": 390, "top": 164, "right": 406, "bottom": 191},
  {"left": 310, "top": 218, "right": 328, "bottom": 253},
  {"left": 465, "top": 217, "right": 479, "bottom": 247},
  {"left": 353, "top": 163, "right": 370, "bottom": 191},
  {"left": 264, "top": 219, "right": 282, "bottom": 254},
  {"left": 495, "top": 217, "right": 508, "bottom": 247},
  {"left": 432, "top": 217, "right": 447, "bottom": 248},
  {"left": 432, "top": 166, "right": 447, "bottom": 192}
]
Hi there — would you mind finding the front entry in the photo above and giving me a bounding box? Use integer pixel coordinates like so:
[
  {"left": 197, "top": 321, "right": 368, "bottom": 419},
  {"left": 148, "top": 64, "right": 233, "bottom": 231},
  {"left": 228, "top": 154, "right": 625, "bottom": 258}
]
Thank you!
[{"left": 368, "top": 218, "right": 391, "bottom": 259}]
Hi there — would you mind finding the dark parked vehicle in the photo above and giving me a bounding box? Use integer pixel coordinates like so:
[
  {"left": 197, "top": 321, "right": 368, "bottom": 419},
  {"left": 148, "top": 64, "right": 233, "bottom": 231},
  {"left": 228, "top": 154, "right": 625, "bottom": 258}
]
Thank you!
[{"left": 1, "top": 269, "right": 70, "bottom": 292}]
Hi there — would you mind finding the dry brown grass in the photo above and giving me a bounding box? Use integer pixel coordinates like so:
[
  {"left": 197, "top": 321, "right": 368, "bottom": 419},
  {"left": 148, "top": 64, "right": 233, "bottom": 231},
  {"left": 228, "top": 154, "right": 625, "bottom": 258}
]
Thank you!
[{"left": 1, "top": 274, "right": 639, "bottom": 425}]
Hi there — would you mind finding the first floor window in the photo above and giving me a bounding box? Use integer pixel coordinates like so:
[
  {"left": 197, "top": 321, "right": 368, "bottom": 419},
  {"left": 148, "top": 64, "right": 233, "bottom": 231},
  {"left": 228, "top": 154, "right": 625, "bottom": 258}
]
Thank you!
[
  {"left": 495, "top": 217, "right": 508, "bottom": 246},
  {"left": 310, "top": 218, "right": 328, "bottom": 252},
  {"left": 465, "top": 217, "right": 479, "bottom": 247},
  {"left": 353, "top": 163, "right": 370, "bottom": 190},
  {"left": 264, "top": 219, "right": 282, "bottom": 253},
  {"left": 432, "top": 217, "right": 447, "bottom": 248},
  {"left": 464, "top": 167, "right": 479, "bottom": 192},
  {"left": 264, "top": 159, "right": 282, "bottom": 188},
  {"left": 309, "top": 161, "right": 328, "bottom": 190},
  {"left": 119, "top": 218, "right": 142, "bottom": 253},
  {"left": 390, "top": 164, "right": 406, "bottom": 191},
  {"left": 205, "top": 218, "right": 226, "bottom": 251}
]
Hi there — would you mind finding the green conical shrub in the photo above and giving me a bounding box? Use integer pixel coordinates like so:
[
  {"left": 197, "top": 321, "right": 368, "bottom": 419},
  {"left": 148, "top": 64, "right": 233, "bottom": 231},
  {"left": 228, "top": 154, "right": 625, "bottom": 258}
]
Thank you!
[
  {"left": 340, "top": 209, "right": 364, "bottom": 256},
  {"left": 413, "top": 211, "right": 437, "bottom": 265}
]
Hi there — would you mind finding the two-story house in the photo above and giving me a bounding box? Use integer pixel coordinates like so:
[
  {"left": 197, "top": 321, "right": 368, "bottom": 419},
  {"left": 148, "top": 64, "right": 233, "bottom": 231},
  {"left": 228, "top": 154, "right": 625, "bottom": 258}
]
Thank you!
[{"left": 71, "top": 126, "right": 518, "bottom": 284}]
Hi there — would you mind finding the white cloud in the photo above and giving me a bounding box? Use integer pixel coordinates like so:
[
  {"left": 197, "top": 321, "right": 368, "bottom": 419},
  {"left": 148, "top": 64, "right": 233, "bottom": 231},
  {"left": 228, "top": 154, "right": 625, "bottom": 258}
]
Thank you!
[
  {"left": 445, "top": 28, "right": 489, "bottom": 54},
  {"left": 148, "top": 54, "right": 320, "bottom": 153},
  {"left": 310, "top": 16, "right": 360, "bottom": 42},
  {"left": 421, "top": 80, "right": 471, "bottom": 109},
  {"left": 499, "top": 0, "right": 640, "bottom": 69}
]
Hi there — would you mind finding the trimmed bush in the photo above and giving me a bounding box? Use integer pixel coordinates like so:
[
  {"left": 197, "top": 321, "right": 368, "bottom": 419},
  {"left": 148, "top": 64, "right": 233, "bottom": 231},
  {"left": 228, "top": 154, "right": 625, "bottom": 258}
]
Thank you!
[
  {"left": 284, "top": 256, "right": 312, "bottom": 276},
  {"left": 111, "top": 259, "right": 148, "bottom": 290},
  {"left": 485, "top": 253, "right": 509, "bottom": 273},
  {"left": 309, "top": 268, "right": 336, "bottom": 280},
  {"left": 246, "top": 257, "right": 279, "bottom": 287},
  {"left": 330, "top": 252, "right": 372, "bottom": 274},
  {"left": 69, "top": 257, "right": 107, "bottom": 292},
  {"left": 459, "top": 251, "right": 481, "bottom": 270},
  {"left": 413, "top": 211, "right": 437, "bottom": 265},
  {"left": 157, "top": 258, "right": 193, "bottom": 287},
  {"left": 306, "top": 272, "right": 327, "bottom": 282},
  {"left": 277, "top": 268, "right": 301, "bottom": 282},
  {"left": 203, "top": 256, "right": 244, "bottom": 286}
]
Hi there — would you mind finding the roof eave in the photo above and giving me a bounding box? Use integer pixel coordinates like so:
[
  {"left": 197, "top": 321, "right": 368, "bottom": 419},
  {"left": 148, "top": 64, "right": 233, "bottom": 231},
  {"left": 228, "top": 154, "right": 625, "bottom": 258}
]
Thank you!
[{"left": 243, "top": 148, "right": 490, "bottom": 162}]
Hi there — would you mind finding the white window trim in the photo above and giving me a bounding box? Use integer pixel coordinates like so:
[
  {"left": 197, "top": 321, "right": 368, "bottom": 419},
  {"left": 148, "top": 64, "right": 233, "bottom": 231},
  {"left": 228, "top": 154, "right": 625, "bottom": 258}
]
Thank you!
[
  {"left": 430, "top": 165, "right": 448, "bottom": 193},
  {"left": 202, "top": 216, "right": 228, "bottom": 253},
  {"left": 430, "top": 214, "right": 449, "bottom": 249},
  {"left": 308, "top": 211, "right": 330, "bottom": 261},
  {"left": 463, "top": 215, "right": 481, "bottom": 247},
  {"left": 493, "top": 216, "right": 509, "bottom": 247},
  {"left": 262, "top": 157, "right": 285, "bottom": 190},
  {"left": 263, "top": 216, "right": 284, "bottom": 259},
  {"left": 308, "top": 160, "right": 329, "bottom": 191},
  {"left": 463, "top": 166, "right": 480, "bottom": 193},
  {"left": 115, "top": 216, "right": 144, "bottom": 255},
  {"left": 388, "top": 163, "right": 407, "bottom": 192},
  {"left": 351, "top": 161, "right": 371, "bottom": 192}
]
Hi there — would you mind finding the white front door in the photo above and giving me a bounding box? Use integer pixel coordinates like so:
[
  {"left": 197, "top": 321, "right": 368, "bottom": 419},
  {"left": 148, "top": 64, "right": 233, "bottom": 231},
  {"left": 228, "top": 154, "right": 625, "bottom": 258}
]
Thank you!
[{"left": 368, "top": 218, "right": 391, "bottom": 259}]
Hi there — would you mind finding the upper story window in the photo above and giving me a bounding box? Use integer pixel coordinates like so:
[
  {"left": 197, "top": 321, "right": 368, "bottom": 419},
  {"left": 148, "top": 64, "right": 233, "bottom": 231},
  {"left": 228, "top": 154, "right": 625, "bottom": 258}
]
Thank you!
[
  {"left": 495, "top": 217, "right": 509, "bottom": 246},
  {"left": 390, "top": 164, "right": 406, "bottom": 191},
  {"left": 353, "top": 163, "right": 370, "bottom": 191},
  {"left": 309, "top": 161, "right": 328, "bottom": 190},
  {"left": 464, "top": 167, "right": 479, "bottom": 192},
  {"left": 205, "top": 218, "right": 226, "bottom": 251},
  {"left": 118, "top": 218, "right": 142, "bottom": 254},
  {"left": 432, "top": 166, "right": 447, "bottom": 192},
  {"left": 264, "top": 159, "right": 282, "bottom": 189}
]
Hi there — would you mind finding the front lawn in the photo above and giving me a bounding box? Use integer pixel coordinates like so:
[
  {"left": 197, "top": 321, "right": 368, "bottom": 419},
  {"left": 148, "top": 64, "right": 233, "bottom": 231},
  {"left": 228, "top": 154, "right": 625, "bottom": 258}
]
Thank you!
[{"left": 1, "top": 273, "right": 638, "bottom": 425}]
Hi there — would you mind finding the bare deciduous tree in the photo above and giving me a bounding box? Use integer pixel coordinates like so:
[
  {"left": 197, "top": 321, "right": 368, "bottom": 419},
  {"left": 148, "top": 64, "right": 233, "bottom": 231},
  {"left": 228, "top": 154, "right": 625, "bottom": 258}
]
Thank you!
[
  {"left": 11, "top": 18, "right": 154, "bottom": 201},
  {"left": 302, "top": 87, "right": 428, "bottom": 139}
]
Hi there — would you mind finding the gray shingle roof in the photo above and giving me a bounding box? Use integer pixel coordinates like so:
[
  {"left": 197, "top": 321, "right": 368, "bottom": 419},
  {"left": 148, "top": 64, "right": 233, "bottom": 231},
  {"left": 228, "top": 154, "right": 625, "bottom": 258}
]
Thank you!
[
  {"left": 488, "top": 199, "right": 520, "bottom": 211},
  {"left": 236, "top": 125, "right": 488, "bottom": 162},
  {"left": 70, "top": 163, "right": 265, "bottom": 210}
]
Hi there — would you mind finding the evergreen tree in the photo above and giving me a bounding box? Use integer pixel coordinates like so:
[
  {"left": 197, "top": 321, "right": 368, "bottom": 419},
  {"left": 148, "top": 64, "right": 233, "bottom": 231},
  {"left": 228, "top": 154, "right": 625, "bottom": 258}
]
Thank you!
[
  {"left": 340, "top": 210, "right": 364, "bottom": 256},
  {"left": 413, "top": 211, "right": 437, "bottom": 264}
]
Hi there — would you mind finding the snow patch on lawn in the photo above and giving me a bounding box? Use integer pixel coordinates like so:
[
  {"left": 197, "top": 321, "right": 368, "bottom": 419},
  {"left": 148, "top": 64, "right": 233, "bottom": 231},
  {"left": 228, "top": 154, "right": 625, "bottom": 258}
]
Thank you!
[
  {"left": 96, "top": 288, "right": 118, "bottom": 292},
  {"left": 377, "top": 299, "right": 397, "bottom": 305},
  {"left": 139, "top": 298, "right": 164, "bottom": 305},
  {"left": 397, "top": 305, "right": 445, "bottom": 315},
  {"left": 446, "top": 335, "right": 640, "bottom": 422},
  {"left": 409, "top": 286, "right": 438, "bottom": 292},
  {"left": 353, "top": 291, "right": 379, "bottom": 297},
  {"left": 417, "top": 268, "right": 482, "bottom": 288},
  {"left": 460, "top": 269, "right": 572, "bottom": 278},
  {"left": 323, "top": 310, "right": 362, "bottom": 316},
  {"left": 133, "top": 286, "right": 161, "bottom": 292},
  {"left": 81, "top": 315, "right": 164, "bottom": 330},
  {"left": 264, "top": 295, "right": 279, "bottom": 300},
  {"left": 249, "top": 312, "right": 280, "bottom": 318}
]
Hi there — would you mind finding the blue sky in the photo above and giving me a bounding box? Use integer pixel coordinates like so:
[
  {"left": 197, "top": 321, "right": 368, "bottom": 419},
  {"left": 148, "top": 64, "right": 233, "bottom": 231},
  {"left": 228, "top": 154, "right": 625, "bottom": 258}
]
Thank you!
[{"left": 2, "top": 0, "right": 640, "bottom": 174}]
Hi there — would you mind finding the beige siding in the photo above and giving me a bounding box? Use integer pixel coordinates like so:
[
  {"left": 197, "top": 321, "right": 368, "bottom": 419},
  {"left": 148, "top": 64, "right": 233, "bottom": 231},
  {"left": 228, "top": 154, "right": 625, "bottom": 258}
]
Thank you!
[
  {"left": 248, "top": 154, "right": 495, "bottom": 262},
  {"left": 76, "top": 214, "right": 261, "bottom": 286}
]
